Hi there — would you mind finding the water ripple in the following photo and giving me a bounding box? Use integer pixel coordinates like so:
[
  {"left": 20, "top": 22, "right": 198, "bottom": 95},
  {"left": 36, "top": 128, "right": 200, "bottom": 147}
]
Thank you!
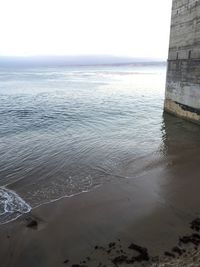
[{"left": 0, "top": 64, "right": 168, "bottom": 223}]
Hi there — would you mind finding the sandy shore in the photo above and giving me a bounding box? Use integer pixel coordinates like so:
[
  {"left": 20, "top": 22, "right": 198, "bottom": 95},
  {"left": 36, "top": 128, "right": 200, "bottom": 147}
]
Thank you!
[{"left": 1, "top": 176, "right": 200, "bottom": 267}]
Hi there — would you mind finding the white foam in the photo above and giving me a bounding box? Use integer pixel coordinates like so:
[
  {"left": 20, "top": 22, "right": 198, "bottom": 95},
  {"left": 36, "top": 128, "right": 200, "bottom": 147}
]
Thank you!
[{"left": 0, "top": 187, "right": 31, "bottom": 224}]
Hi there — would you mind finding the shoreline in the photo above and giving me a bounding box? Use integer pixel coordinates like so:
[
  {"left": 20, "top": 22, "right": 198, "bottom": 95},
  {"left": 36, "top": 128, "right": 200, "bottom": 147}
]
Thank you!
[{"left": 1, "top": 179, "right": 200, "bottom": 267}]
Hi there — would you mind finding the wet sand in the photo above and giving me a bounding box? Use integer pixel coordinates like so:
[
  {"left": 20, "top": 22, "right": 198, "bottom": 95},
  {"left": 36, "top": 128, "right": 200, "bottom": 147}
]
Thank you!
[{"left": 1, "top": 175, "right": 200, "bottom": 267}]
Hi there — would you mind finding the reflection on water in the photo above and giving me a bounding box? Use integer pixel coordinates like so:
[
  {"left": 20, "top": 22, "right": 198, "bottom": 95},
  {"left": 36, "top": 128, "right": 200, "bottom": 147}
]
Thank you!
[
  {"left": 160, "top": 113, "right": 200, "bottom": 217},
  {"left": 162, "top": 112, "right": 200, "bottom": 155}
]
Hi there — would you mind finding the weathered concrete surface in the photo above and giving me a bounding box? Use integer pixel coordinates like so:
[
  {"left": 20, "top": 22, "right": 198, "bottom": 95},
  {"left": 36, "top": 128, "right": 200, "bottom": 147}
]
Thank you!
[{"left": 164, "top": 0, "right": 200, "bottom": 123}]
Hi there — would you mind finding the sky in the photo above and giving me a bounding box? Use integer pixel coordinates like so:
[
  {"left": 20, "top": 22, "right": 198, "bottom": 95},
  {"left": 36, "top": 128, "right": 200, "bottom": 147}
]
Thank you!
[{"left": 0, "top": 0, "right": 172, "bottom": 59}]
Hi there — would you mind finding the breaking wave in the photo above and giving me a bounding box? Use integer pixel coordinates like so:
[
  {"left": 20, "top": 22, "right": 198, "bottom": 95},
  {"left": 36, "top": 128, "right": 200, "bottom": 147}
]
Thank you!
[{"left": 0, "top": 187, "right": 31, "bottom": 224}]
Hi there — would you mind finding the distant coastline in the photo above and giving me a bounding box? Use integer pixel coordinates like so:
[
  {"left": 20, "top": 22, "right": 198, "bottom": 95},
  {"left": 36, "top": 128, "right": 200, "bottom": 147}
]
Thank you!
[{"left": 0, "top": 55, "right": 166, "bottom": 67}]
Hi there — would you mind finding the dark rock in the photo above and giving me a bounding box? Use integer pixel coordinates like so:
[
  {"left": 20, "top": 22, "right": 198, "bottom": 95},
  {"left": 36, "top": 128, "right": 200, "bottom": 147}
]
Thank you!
[
  {"left": 112, "top": 255, "right": 128, "bottom": 265},
  {"left": 63, "top": 259, "right": 69, "bottom": 264},
  {"left": 164, "top": 251, "right": 175, "bottom": 258},
  {"left": 179, "top": 233, "right": 200, "bottom": 246},
  {"left": 172, "top": 246, "right": 185, "bottom": 255},
  {"left": 108, "top": 242, "right": 115, "bottom": 248},
  {"left": 191, "top": 218, "right": 200, "bottom": 232},
  {"left": 134, "top": 253, "right": 149, "bottom": 262},
  {"left": 128, "top": 243, "right": 149, "bottom": 262},
  {"left": 128, "top": 243, "right": 147, "bottom": 255},
  {"left": 112, "top": 243, "right": 149, "bottom": 265},
  {"left": 26, "top": 219, "right": 38, "bottom": 229}
]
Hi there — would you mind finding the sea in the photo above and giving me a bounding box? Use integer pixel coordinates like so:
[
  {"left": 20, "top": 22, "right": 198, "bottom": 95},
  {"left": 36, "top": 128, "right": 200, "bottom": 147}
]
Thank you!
[{"left": 0, "top": 63, "right": 200, "bottom": 224}]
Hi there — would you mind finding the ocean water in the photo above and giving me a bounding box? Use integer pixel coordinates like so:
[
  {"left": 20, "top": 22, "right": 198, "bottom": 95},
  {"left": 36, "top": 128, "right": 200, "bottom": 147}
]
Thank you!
[{"left": 0, "top": 63, "right": 200, "bottom": 224}]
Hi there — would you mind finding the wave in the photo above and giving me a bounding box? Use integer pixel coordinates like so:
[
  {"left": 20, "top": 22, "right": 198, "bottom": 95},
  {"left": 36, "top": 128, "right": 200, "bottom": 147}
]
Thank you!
[{"left": 0, "top": 187, "right": 31, "bottom": 224}]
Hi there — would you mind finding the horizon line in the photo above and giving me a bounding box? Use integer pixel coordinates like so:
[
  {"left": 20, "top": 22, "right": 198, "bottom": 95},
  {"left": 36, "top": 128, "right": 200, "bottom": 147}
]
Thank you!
[{"left": 0, "top": 54, "right": 166, "bottom": 60}]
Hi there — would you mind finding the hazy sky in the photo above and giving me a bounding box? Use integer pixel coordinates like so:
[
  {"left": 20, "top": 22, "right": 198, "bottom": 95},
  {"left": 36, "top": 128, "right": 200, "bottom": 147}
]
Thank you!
[{"left": 0, "top": 0, "right": 172, "bottom": 59}]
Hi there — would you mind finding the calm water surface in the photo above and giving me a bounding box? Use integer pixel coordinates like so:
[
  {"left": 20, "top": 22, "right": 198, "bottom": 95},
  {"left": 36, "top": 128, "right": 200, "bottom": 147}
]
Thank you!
[{"left": 0, "top": 64, "right": 200, "bottom": 224}]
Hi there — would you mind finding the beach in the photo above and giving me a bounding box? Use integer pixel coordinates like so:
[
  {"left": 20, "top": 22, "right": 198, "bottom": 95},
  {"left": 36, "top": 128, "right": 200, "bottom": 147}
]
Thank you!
[{"left": 1, "top": 150, "right": 200, "bottom": 267}]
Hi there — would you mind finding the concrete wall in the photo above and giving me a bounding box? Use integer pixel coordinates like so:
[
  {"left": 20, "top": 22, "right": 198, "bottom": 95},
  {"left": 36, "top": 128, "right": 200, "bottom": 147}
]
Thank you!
[{"left": 164, "top": 0, "right": 200, "bottom": 123}]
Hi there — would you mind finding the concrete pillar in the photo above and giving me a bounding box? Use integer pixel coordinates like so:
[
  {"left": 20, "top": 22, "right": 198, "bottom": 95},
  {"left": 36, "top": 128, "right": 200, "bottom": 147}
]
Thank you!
[{"left": 164, "top": 0, "right": 200, "bottom": 123}]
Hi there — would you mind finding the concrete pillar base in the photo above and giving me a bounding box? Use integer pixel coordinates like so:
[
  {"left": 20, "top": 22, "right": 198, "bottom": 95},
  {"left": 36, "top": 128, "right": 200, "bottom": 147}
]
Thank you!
[{"left": 164, "top": 99, "right": 200, "bottom": 124}]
